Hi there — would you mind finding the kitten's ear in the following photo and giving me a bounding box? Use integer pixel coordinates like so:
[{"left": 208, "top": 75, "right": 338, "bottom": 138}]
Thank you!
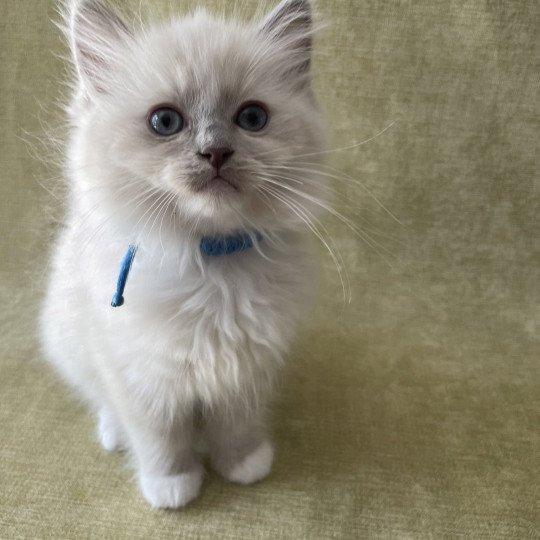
[
  {"left": 259, "top": 0, "right": 313, "bottom": 75},
  {"left": 67, "top": 0, "right": 132, "bottom": 94}
]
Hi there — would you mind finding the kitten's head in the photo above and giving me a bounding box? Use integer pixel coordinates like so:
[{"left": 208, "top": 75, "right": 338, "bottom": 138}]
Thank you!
[{"left": 66, "top": 0, "right": 326, "bottom": 239}]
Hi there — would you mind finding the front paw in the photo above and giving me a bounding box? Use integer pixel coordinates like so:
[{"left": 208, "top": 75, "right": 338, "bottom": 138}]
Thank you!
[
  {"left": 213, "top": 441, "right": 274, "bottom": 485},
  {"left": 139, "top": 465, "right": 204, "bottom": 509},
  {"left": 97, "top": 409, "right": 126, "bottom": 452}
]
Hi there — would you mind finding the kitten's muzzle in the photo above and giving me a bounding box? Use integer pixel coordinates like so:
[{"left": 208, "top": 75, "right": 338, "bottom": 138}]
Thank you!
[{"left": 193, "top": 147, "right": 238, "bottom": 194}]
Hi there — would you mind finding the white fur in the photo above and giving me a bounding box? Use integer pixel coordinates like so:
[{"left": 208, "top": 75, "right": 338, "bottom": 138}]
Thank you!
[
  {"left": 140, "top": 466, "right": 205, "bottom": 509},
  {"left": 98, "top": 407, "right": 125, "bottom": 452},
  {"left": 41, "top": 0, "right": 326, "bottom": 509},
  {"left": 225, "top": 441, "right": 274, "bottom": 485}
]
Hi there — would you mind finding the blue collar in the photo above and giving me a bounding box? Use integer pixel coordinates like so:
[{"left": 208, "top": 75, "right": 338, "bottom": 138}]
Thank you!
[
  {"left": 111, "top": 232, "right": 262, "bottom": 307},
  {"left": 111, "top": 244, "right": 137, "bottom": 307},
  {"left": 200, "top": 231, "right": 263, "bottom": 256}
]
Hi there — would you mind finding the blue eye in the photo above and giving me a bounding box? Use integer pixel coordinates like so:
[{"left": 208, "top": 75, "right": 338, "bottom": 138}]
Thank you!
[
  {"left": 235, "top": 103, "right": 268, "bottom": 132},
  {"left": 148, "top": 107, "right": 184, "bottom": 136}
]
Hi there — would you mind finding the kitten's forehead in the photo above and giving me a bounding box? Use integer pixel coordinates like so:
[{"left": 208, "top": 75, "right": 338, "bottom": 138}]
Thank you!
[{"left": 134, "top": 14, "right": 266, "bottom": 110}]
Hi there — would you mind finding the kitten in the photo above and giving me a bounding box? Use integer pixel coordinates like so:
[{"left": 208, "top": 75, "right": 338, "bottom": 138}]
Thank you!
[{"left": 40, "top": 0, "right": 326, "bottom": 508}]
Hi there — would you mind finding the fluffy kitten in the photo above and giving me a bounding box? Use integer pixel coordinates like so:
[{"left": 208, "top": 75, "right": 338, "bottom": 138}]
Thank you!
[{"left": 40, "top": 0, "right": 326, "bottom": 508}]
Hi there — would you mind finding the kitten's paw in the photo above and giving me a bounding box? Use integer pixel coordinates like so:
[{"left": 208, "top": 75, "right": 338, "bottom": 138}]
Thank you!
[
  {"left": 216, "top": 441, "right": 274, "bottom": 485},
  {"left": 97, "top": 410, "right": 125, "bottom": 452},
  {"left": 139, "top": 466, "right": 204, "bottom": 509}
]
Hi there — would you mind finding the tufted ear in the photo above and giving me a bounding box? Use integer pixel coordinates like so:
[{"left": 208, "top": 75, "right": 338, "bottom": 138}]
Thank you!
[
  {"left": 259, "top": 0, "right": 313, "bottom": 75},
  {"left": 67, "top": 0, "right": 132, "bottom": 94}
]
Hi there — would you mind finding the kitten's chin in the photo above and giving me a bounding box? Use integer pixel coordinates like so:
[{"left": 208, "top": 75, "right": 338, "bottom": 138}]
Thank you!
[
  {"left": 173, "top": 175, "right": 275, "bottom": 236},
  {"left": 178, "top": 192, "right": 257, "bottom": 236}
]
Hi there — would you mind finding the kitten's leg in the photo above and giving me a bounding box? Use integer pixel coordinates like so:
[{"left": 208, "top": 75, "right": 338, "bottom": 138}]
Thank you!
[
  {"left": 205, "top": 409, "right": 274, "bottom": 485},
  {"left": 97, "top": 407, "right": 126, "bottom": 452},
  {"left": 117, "top": 407, "right": 203, "bottom": 509}
]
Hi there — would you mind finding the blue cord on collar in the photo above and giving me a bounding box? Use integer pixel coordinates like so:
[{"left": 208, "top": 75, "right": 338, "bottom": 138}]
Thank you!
[
  {"left": 111, "top": 244, "right": 137, "bottom": 307},
  {"left": 111, "top": 233, "right": 262, "bottom": 307},
  {"left": 200, "top": 232, "right": 263, "bottom": 257}
]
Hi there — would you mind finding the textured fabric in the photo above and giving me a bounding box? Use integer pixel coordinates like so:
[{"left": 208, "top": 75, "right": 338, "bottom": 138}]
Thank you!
[{"left": 1, "top": 0, "right": 538, "bottom": 538}]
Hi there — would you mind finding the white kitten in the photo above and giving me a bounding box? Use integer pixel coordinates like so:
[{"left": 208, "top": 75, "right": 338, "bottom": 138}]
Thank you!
[{"left": 40, "top": 0, "right": 326, "bottom": 508}]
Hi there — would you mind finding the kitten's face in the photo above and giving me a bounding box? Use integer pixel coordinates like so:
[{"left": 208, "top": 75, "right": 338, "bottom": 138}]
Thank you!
[{"left": 69, "top": 0, "right": 325, "bottom": 237}]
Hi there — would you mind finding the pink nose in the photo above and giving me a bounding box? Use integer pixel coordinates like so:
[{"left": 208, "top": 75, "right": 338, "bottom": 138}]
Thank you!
[{"left": 198, "top": 147, "right": 234, "bottom": 170}]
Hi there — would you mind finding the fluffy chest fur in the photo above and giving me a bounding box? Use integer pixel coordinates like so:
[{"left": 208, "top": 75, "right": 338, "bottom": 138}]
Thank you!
[{"left": 55, "top": 213, "right": 312, "bottom": 409}]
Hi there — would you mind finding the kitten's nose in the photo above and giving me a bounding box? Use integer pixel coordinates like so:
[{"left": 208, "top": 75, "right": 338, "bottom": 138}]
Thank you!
[{"left": 198, "top": 147, "right": 234, "bottom": 170}]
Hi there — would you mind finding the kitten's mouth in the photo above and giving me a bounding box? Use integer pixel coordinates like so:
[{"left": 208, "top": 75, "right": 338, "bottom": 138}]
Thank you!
[{"left": 193, "top": 174, "right": 239, "bottom": 195}]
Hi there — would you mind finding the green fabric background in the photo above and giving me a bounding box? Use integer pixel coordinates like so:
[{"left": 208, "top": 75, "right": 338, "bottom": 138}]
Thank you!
[{"left": 1, "top": 0, "right": 538, "bottom": 538}]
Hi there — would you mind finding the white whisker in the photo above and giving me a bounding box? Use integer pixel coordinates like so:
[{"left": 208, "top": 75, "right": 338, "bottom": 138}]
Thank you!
[
  {"left": 259, "top": 182, "right": 351, "bottom": 303},
  {"left": 259, "top": 173, "right": 398, "bottom": 268},
  {"left": 261, "top": 162, "right": 403, "bottom": 226}
]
